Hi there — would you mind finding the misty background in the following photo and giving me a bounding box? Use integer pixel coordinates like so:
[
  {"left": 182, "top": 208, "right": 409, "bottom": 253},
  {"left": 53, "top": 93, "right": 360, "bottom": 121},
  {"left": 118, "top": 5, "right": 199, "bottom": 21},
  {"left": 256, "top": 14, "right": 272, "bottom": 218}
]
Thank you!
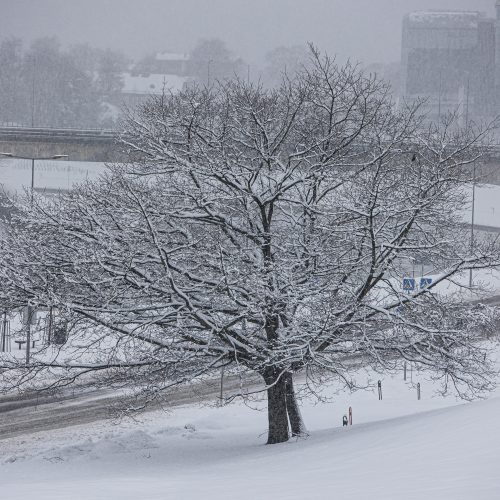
[
  {"left": 0, "top": 0, "right": 494, "bottom": 65},
  {"left": 0, "top": 0, "right": 496, "bottom": 129}
]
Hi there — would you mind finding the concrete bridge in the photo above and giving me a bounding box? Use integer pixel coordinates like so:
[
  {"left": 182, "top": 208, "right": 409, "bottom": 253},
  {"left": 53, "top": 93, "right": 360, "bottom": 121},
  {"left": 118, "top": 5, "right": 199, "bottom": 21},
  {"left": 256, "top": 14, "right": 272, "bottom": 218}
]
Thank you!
[
  {"left": 1, "top": 125, "right": 500, "bottom": 182},
  {"left": 0, "top": 126, "right": 499, "bottom": 241},
  {"left": 0, "top": 126, "right": 127, "bottom": 162}
]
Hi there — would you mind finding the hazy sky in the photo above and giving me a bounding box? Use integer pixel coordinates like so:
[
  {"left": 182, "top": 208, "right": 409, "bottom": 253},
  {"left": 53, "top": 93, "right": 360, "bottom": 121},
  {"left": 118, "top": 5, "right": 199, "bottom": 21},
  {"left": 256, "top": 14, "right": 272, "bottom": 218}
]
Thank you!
[{"left": 0, "top": 0, "right": 496, "bottom": 65}]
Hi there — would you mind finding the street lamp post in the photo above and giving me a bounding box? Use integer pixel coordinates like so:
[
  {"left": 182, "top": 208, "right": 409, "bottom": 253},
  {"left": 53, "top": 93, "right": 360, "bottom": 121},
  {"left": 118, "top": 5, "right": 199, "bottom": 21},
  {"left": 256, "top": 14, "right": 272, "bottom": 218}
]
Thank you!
[
  {"left": 0, "top": 152, "right": 68, "bottom": 204},
  {"left": 469, "top": 161, "right": 476, "bottom": 288},
  {"left": 207, "top": 59, "right": 213, "bottom": 87}
]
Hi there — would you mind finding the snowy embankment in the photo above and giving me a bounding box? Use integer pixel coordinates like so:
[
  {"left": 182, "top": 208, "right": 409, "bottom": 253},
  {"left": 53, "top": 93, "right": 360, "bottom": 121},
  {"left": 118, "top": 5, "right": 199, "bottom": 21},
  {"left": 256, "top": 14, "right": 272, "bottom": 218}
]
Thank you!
[
  {"left": 1, "top": 156, "right": 500, "bottom": 234},
  {"left": 0, "top": 158, "right": 105, "bottom": 195},
  {"left": 1, "top": 349, "right": 499, "bottom": 500},
  {"left": 469, "top": 182, "right": 500, "bottom": 229}
]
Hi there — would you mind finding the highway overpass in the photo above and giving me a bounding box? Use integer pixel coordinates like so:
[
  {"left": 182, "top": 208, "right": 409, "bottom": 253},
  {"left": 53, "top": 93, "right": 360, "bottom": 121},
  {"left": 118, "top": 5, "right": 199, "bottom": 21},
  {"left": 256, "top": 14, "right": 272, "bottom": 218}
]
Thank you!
[{"left": 0, "top": 126, "right": 126, "bottom": 163}]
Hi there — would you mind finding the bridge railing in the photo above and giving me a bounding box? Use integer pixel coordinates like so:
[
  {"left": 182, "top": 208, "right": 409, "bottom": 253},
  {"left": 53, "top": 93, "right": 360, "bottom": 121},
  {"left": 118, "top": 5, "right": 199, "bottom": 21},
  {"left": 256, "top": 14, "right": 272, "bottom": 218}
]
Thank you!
[{"left": 0, "top": 126, "right": 119, "bottom": 140}]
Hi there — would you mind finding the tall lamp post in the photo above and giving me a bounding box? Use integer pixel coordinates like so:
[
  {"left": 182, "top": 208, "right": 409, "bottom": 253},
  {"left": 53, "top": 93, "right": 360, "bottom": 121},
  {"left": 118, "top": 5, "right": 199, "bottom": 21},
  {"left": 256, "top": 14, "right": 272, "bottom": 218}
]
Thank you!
[
  {"left": 207, "top": 58, "right": 213, "bottom": 87},
  {"left": 469, "top": 161, "right": 476, "bottom": 288},
  {"left": 0, "top": 152, "right": 68, "bottom": 204}
]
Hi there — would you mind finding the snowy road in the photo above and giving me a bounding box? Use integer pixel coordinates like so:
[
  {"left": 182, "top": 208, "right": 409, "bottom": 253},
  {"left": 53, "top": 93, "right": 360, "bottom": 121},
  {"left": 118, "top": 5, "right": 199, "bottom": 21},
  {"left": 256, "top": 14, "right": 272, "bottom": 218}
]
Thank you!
[
  {"left": 0, "top": 388, "right": 120, "bottom": 440},
  {"left": 0, "top": 374, "right": 261, "bottom": 440}
]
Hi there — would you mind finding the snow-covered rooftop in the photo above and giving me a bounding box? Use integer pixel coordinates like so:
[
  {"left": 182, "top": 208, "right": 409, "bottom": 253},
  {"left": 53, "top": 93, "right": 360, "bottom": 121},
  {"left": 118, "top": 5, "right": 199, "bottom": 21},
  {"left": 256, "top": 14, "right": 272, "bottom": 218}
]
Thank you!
[
  {"left": 407, "top": 10, "right": 488, "bottom": 29},
  {"left": 121, "top": 73, "right": 188, "bottom": 94}
]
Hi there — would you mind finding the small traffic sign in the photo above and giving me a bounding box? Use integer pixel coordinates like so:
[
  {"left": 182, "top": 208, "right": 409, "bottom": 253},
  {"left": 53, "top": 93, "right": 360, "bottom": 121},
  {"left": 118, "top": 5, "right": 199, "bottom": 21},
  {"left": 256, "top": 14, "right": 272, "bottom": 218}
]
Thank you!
[
  {"left": 403, "top": 278, "right": 416, "bottom": 291},
  {"left": 420, "top": 277, "right": 432, "bottom": 289}
]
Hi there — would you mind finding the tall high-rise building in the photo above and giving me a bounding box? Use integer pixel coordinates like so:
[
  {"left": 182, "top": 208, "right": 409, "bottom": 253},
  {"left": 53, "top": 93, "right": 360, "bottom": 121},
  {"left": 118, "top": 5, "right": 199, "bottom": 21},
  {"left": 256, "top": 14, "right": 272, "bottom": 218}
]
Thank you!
[{"left": 401, "top": 7, "right": 496, "bottom": 123}]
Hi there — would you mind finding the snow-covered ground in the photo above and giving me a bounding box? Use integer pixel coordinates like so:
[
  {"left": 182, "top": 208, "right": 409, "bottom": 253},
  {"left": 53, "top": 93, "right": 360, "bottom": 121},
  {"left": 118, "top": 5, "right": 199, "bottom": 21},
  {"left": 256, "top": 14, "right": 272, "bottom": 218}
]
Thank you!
[
  {"left": 469, "top": 182, "right": 500, "bottom": 229},
  {"left": 1, "top": 350, "right": 499, "bottom": 500},
  {"left": 0, "top": 158, "right": 104, "bottom": 195},
  {"left": 1, "top": 158, "right": 500, "bottom": 233}
]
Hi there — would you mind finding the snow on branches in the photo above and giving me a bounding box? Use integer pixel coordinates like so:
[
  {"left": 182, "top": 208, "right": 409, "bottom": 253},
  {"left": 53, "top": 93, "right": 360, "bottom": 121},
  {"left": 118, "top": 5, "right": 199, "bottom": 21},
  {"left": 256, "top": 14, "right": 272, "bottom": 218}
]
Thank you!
[{"left": 0, "top": 49, "right": 499, "bottom": 444}]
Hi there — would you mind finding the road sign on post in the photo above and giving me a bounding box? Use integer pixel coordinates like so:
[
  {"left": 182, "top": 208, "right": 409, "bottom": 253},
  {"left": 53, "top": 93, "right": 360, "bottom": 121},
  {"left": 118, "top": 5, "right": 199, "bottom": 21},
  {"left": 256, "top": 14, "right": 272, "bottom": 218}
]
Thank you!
[
  {"left": 403, "top": 278, "right": 416, "bottom": 292},
  {"left": 420, "top": 277, "right": 432, "bottom": 289}
]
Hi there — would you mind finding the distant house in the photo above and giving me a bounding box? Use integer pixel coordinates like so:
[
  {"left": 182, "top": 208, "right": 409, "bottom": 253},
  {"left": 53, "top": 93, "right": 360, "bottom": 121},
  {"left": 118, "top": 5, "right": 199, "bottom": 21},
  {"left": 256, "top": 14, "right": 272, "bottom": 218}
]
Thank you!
[
  {"left": 131, "top": 52, "right": 190, "bottom": 77},
  {"left": 115, "top": 51, "right": 193, "bottom": 110},
  {"left": 153, "top": 52, "right": 190, "bottom": 75},
  {"left": 114, "top": 72, "right": 191, "bottom": 110}
]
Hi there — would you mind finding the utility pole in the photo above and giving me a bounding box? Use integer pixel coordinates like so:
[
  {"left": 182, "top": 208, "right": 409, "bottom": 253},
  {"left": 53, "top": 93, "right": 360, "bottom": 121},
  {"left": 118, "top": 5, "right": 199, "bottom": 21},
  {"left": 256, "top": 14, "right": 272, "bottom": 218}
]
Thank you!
[
  {"left": 31, "top": 158, "right": 35, "bottom": 204},
  {"left": 1, "top": 311, "right": 8, "bottom": 352},
  {"left": 469, "top": 162, "right": 476, "bottom": 288},
  {"left": 437, "top": 71, "right": 442, "bottom": 123},
  {"left": 465, "top": 77, "right": 470, "bottom": 128},
  {"left": 207, "top": 59, "right": 212, "bottom": 87},
  {"left": 25, "top": 305, "right": 33, "bottom": 365},
  {"left": 219, "top": 366, "right": 224, "bottom": 405},
  {"left": 47, "top": 306, "right": 53, "bottom": 345},
  {"left": 31, "top": 56, "right": 36, "bottom": 128}
]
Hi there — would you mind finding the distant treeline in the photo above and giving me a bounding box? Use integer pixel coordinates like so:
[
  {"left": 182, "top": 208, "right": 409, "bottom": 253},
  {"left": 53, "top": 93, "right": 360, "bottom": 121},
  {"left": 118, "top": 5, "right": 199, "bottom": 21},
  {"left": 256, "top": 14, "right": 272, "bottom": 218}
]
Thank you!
[{"left": 0, "top": 37, "right": 130, "bottom": 129}]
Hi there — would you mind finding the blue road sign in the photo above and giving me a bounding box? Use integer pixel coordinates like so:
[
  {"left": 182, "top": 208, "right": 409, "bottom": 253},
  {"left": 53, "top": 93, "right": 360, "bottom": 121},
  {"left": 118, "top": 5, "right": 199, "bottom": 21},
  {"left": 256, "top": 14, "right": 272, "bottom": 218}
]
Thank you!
[
  {"left": 403, "top": 278, "right": 416, "bottom": 291},
  {"left": 420, "top": 277, "right": 432, "bottom": 289}
]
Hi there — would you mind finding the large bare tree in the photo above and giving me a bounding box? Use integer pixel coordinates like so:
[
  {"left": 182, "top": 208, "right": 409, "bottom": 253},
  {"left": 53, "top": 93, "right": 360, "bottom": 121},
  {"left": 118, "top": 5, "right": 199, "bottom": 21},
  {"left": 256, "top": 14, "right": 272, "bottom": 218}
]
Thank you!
[{"left": 1, "top": 50, "right": 499, "bottom": 444}]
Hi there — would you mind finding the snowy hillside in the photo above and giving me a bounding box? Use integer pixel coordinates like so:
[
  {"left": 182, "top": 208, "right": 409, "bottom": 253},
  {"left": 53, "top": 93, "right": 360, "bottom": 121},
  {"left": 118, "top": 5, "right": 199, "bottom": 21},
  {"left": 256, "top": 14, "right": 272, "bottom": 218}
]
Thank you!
[
  {"left": 2, "top": 158, "right": 500, "bottom": 233},
  {"left": 0, "top": 159, "right": 105, "bottom": 195},
  {"left": 1, "top": 352, "right": 499, "bottom": 500}
]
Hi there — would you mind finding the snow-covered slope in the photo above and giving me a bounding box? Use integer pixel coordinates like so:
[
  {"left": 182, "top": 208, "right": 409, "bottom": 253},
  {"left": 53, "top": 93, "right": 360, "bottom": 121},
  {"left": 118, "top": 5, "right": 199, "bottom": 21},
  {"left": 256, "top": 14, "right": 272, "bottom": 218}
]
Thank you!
[
  {"left": 0, "top": 158, "right": 105, "bottom": 195},
  {"left": 1, "top": 358, "right": 499, "bottom": 500}
]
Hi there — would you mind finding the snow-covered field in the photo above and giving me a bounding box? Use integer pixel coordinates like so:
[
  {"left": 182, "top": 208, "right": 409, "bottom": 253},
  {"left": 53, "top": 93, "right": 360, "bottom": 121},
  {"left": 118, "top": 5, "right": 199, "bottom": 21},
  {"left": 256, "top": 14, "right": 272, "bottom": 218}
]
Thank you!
[
  {"left": 1, "top": 158, "right": 500, "bottom": 233},
  {"left": 1, "top": 351, "right": 499, "bottom": 500},
  {"left": 471, "top": 182, "right": 500, "bottom": 229},
  {"left": 0, "top": 158, "right": 104, "bottom": 195}
]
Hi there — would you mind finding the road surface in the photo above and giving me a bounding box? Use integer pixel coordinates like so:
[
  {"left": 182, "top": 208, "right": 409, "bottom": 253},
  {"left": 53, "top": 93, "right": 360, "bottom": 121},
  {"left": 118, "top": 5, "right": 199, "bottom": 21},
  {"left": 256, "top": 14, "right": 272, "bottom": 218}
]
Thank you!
[{"left": 0, "top": 374, "right": 261, "bottom": 440}]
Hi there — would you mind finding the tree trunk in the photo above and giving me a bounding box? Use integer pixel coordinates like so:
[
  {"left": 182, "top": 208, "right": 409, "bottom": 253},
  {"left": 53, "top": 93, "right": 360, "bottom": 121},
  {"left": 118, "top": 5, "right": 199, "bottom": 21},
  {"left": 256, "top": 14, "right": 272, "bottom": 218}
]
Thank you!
[
  {"left": 284, "top": 371, "right": 308, "bottom": 437},
  {"left": 264, "top": 370, "right": 289, "bottom": 444}
]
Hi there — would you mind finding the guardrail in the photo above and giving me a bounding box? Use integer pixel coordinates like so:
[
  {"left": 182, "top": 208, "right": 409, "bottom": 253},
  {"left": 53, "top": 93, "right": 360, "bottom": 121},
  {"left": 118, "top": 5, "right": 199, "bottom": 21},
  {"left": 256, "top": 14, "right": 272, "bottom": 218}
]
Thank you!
[
  {"left": 0, "top": 126, "right": 120, "bottom": 141},
  {"left": 0, "top": 124, "right": 117, "bottom": 133},
  {"left": 2, "top": 126, "right": 500, "bottom": 158}
]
